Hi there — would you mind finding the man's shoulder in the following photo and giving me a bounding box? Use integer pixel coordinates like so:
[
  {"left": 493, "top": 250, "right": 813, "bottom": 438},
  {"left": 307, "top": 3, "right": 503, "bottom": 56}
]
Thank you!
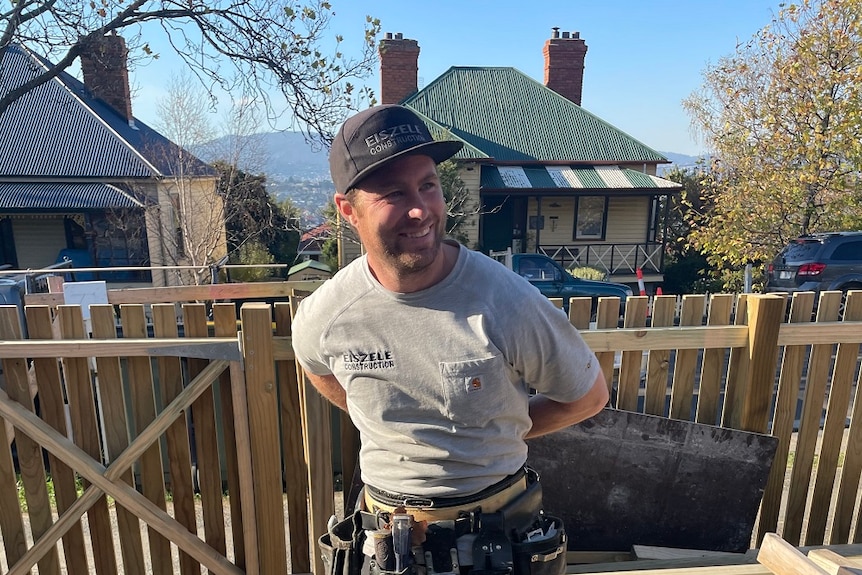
[{"left": 294, "top": 258, "right": 368, "bottom": 319}]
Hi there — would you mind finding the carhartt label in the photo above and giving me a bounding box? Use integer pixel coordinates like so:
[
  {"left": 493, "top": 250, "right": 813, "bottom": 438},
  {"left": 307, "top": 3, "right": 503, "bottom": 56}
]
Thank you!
[{"left": 466, "top": 376, "right": 483, "bottom": 393}]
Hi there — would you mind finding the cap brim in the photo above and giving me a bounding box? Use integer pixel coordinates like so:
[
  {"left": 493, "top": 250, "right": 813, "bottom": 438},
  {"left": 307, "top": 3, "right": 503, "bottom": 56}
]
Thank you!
[{"left": 345, "top": 140, "right": 464, "bottom": 192}]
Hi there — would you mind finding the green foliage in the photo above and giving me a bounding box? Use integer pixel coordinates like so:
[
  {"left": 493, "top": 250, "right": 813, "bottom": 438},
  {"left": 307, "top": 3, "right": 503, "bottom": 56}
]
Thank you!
[
  {"left": 684, "top": 0, "right": 862, "bottom": 269},
  {"left": 567, "top": 266, "right": 607, "bottom": 281},
  {"left": 214, "top": 161, "right": 300, "bottom": 275},
  {"left": 230, "top": 240, "right": 277, "bottom": 282}
]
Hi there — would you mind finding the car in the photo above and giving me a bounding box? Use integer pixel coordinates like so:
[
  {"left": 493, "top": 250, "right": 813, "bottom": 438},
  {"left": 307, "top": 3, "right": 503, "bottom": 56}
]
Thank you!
[
  {"left": 764, "top": 231, "right": 862, "bottom": 309},
  {"left": 507, "top": 252, "right": 632, "bottom": 316}
]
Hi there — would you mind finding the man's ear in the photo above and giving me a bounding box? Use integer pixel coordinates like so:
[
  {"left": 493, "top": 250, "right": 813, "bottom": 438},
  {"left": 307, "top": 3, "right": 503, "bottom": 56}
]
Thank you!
[{"left": 334, "top": 193, "right": 359, "bottom": 228}]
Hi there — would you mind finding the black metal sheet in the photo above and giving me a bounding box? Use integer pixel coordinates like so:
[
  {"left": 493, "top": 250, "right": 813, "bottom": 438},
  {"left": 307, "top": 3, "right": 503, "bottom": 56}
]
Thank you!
[{"left": 527, "top": 408, "right": 778, "bottom": 553}]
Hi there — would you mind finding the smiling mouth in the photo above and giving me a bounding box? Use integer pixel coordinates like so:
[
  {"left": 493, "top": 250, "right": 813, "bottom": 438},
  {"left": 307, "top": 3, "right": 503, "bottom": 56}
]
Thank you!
[{"left": 403, "top": 226, "right": 432, "bottom": 239}]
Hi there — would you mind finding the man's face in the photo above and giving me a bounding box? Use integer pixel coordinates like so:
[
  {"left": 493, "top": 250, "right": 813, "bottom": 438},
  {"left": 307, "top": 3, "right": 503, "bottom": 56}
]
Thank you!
[{"left": 336, "top": 154, "right": 447, "bottom": 282}]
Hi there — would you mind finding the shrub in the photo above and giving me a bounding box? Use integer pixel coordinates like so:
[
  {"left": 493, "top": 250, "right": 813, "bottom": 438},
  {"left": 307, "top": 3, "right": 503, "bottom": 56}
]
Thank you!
[{"left": 567, "top": 265, "right": 608, "bottom": 281}]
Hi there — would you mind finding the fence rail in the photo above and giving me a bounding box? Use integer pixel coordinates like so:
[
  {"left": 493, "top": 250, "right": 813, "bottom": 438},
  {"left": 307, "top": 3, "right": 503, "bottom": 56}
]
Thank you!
[{"left": 0, "top": 283, "right": 860, "bottom": 574}]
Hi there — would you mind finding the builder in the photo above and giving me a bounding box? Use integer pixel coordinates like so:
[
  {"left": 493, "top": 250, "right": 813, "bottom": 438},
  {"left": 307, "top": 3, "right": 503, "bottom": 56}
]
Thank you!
[{"left": 291, "top": 104, "right": 608, "bottom": 575}]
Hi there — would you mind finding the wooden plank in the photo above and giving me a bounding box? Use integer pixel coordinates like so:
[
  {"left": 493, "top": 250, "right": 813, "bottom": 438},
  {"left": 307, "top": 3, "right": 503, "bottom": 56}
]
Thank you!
[
  {"left": 644, "top": 296, "right": 676, "bottom": 416},
  {"left": 288, "top": 294, "right": 335, "bottom": 575},
  {"left": 595, "top": 297, "right": 621, "bottom": 400},
  {"left": 0, "top": 381, "right": 28, "bottom": 569},
  {"left": 0, "top": 307, "right": 61, "bottom": 575},
  {"left": 568, "top": 297, "right": 592, "bottom": 330},
  {"left": 633, "top": 545, "right": 746, "bottom": 560},
  {"left": 756, "top": 292, "right": 816, "bottom": 544},
  {"left": 807, "top": 549, "right": 862, "bottom": 573},
  {"left": 0, "top": 306, "right": 60, "bottom": 574},
  {"left": 25, "top": 306, "right": 90, "bottom": 574},
  {"left": 240, "top": 303, "right": 289, "bottom": 574},
  {"left": 670, "top": 295, "right": 706, "bottom": 420},
  {"left": 90, "top": 304, "right": 148, "bottom": 575},
  {"left": 119, "top": 304, "right": 172, "bottom": 574},
  {"left": 723, "top": 294, "right": 749, "bottom": 429},
  {"left": 275, "top": 301, "right": 311, "bottom": 573},
  {"left": 57, "top": 304, "right": 118, "bottom": 575},
  {"left": 617, "top": 296, "right": 648, "bottom": 412},
  {"left": 757, "top": 532, "right": 831, "bottom": 575},
  {"left": 806, "top": 292, "right": 862, "bottom": 545},
  {"left": 696, "top": 294, "right": 734, "bottom": 425},
  {"left": 835, "top": 300, "right": 862, "bottom": 544},
  {"left": 784, "top": 292, "right": 843, "bottom": 544},
  {"left": 152, "top": 304, "right": 200, "bottom": 575},
  {"left": 0, "top": 384, "right": 244, "bottom": 575},
  {"left": 213, "top": 302, "right": 246, "bottom": 569},
  {"left": 184, "top": 303, "right": 228, "bottom": 570},
  {"left": 0, "top": 337, "right": 240, "bottom": 359},
  {"left": 740, "top": 295, "right": 784, "bottom": 433},
  {"left": 24, "top": 279, "right": 327, "bottom": 307}
]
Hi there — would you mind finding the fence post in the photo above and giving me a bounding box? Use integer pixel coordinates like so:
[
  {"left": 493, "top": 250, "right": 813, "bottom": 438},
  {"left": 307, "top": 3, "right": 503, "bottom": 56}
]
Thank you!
[
  {"left": 240, "top": 303, "right": 289, "bottom": 573},
  {"left": 739, "top": 295, "right": 785, "bottom": 433}
]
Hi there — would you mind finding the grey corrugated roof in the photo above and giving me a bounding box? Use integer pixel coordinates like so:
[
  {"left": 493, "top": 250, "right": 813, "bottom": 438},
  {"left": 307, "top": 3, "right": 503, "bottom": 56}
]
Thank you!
[
  {"left": 0, "top": 183, "right": 144, "bottom": 209},
  {"left": 480, "top": 165, "right": 682, "bottom": 191},
  {"left": 403, "top": 67, "right": 668, "bottom": 164},
  {"left": 0, "top": 44, "right": 215, "bottom": 179}
]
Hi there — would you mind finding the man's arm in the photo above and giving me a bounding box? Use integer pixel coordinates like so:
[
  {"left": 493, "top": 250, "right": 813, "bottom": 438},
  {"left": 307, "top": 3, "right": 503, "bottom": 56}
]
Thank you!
[
  {"left": 525, "top": 372, "right": 608, "bottom": 438},
  {"left": 304, "top": 372, "right": 348, "bottom": 412}
]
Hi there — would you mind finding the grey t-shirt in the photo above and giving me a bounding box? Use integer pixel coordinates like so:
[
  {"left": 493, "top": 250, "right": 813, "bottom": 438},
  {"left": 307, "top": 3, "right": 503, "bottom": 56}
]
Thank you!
[{"left": 292, "top": 243, "right": 600, "bottom": 497}]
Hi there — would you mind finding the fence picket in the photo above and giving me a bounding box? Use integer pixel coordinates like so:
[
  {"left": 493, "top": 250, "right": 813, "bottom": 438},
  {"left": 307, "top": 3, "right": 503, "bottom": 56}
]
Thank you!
[
  {"left": 696, "top": 294, "right": 734, "bottom": 425},
  {"left": 756, "top": 292, "right": 815, "bottom": 543},
  {"left": 152, "top": 303, "right": 200, "bottom": 575},
  {"left": 57, "top": 304, "right": 119, "bottom": 574},
  {"left": 670, "top": 295, "right": 706, "bottom": 420},
  {"left": 644, "top": 296, "right": 676, "bottom": 416},
  {"left": 617, "top": 296, "right": 648, "bottom": 412},
  {"left": 118, "top": 304, "right": 172, "bottom": 573}
]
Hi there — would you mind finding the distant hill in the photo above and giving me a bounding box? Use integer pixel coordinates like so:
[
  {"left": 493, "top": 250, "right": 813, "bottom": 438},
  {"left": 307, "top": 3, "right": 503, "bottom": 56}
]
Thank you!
[
  {"left": 657, "top": 151, "right": 706, "bottom": 175},
  {"left": 198, "top": 132, "right": 705, "bottom": 224}
]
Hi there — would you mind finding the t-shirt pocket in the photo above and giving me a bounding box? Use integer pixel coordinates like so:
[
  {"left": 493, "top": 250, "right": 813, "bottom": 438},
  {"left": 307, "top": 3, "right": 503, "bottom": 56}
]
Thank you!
[{"left": 439, "top": 354, "right": 516, "bottom": 424}]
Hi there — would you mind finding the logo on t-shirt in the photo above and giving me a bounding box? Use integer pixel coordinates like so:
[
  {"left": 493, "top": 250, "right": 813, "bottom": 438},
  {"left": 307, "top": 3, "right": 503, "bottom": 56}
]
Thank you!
[{"left": 342, "top": 350, "right": 395, "bottom": 371}]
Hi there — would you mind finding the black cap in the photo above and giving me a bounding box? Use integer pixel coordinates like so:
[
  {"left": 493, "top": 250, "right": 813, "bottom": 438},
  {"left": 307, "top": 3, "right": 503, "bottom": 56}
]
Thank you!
[{"left": 329, "top": 105, "right": 463, "bottom": 193}]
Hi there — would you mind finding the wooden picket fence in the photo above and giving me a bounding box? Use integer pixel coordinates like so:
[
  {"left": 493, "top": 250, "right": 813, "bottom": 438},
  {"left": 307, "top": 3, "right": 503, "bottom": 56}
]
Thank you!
[{"left": 0, "top": 283, "right": 860, "bottom": 574}]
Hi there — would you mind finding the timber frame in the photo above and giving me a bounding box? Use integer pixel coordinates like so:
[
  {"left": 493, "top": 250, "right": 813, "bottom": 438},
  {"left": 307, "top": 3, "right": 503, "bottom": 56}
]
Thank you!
[{"left": 0, "top": 284, "right": 861, "bottom": 574}]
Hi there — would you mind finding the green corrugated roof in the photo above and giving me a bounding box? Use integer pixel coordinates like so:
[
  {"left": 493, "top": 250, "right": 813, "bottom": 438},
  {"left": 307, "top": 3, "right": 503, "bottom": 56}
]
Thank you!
[{"left": 403, "top": 67, "right": 667, "bottom": 164}]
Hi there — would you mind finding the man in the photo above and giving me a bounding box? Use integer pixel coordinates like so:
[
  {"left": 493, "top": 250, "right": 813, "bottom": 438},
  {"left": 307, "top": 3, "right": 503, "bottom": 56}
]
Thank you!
[{"left": 292, "top": 104, "right": 608, "bottom": 574}]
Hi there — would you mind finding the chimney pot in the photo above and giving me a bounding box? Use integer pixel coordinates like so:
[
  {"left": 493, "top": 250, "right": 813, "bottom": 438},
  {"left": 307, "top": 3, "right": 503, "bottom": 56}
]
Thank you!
[
  {"left": 562, "top": 31, "right": 570, "bottom": 39},
  {"left": 395, "top": 32, "right": 403, "bottom": 39},
  {"left": 551, "top": 27, "right": 560, "bottom": 39},
  {"left": 385, "top": 32, "right": 393, "bottom": 39},
  {"left": 574, "top": 31, "right": 580, "bottom": 39}
]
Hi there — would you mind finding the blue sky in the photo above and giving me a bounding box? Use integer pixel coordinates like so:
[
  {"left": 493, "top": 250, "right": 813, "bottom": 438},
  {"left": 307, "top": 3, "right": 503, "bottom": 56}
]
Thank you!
[{"left": 131, "top": 0, "right": 786, "bottom": 156}]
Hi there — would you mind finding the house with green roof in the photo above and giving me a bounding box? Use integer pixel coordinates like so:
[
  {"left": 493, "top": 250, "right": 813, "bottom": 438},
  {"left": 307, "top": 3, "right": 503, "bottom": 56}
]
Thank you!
[{"left": 375, "top": 29, "right": 682, "bottom": 288}]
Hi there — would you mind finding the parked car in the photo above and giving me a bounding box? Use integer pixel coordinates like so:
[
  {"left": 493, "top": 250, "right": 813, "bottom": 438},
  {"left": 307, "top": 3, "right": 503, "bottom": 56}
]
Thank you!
[
  {"left": 765, "top": 232, "right": 862, "bottom": 307},
  {"left": 507, "top": 252, "right": 632, "bottom": 316}
]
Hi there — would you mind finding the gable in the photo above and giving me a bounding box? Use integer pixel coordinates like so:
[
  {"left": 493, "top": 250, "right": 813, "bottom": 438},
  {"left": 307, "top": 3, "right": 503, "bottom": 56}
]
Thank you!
[
  {"left": 403, "top": 67, "right": 667, "bottom": 164},
  {"left": 0, "top": 45, "right": 213, "bottom": 179}
]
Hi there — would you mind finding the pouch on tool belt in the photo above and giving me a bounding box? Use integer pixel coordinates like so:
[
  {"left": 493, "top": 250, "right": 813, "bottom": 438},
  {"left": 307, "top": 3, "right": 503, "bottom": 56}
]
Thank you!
[
  {"left": 511, "top": 516, "right": 567, "bottom": 575},
  {"left": 319, "top": 512, "right": 366, "bottom": 575}
]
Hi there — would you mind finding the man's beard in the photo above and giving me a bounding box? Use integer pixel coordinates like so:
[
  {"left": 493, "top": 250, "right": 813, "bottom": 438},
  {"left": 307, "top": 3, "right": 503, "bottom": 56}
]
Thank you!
[{"left": 383, "top": 221, "right": 445, "bottom": 276}]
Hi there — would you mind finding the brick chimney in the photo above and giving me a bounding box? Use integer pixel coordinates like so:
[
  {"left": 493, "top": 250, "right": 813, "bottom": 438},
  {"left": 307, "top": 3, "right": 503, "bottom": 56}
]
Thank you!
[
  {"left": 79, "top": 33, "right": 134, "bottom": 124},
  {"left": 543, "top": 27, "right": 588, "bottom": 106},
  {"left": 378, "top": 32, "right": 419, "bottom": 105}
]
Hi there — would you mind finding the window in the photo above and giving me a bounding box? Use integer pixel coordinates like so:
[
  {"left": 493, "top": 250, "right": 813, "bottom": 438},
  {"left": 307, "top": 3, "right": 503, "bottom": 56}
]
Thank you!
[
  {"left": 830, "top": 241, "right": 862, "bottom": 261},
  {"left": 573, "top": 196, "right": 606, "bottom": 240}
]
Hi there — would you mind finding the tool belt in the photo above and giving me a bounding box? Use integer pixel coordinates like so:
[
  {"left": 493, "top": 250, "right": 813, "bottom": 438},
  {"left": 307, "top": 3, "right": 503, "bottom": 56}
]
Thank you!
[{"left": 318, "top": 467, "right": 567, "bottom": 575}]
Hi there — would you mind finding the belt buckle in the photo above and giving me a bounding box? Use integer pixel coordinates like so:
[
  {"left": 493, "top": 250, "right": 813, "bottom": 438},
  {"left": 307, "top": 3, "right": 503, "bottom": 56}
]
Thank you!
[{"left": 403, "top": 497, "right": 434, "bottom": 508}]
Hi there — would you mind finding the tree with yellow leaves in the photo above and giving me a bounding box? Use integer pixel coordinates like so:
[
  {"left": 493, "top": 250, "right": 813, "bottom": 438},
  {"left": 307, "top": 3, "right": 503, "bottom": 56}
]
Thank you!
[{"left": 684, "top": 0, "right": 862, "bottom": 269}]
